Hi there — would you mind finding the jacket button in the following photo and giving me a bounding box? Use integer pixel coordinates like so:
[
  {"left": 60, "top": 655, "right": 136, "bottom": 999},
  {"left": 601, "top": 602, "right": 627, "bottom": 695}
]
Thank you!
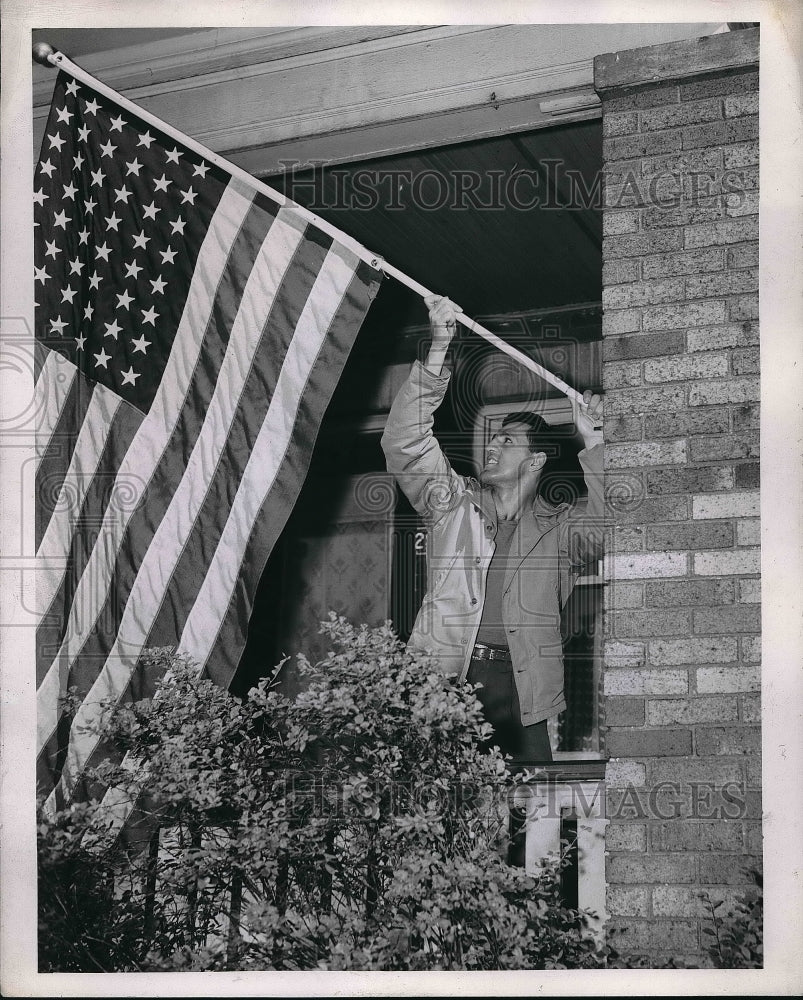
[
  {"left": 475, "top": 557, "right": 481, "bottom": 565},
  {"left": 470, "top": 598, "right": 478, "bottom": 605},
  {"left": 461, "top": 638, "right": 467, "bottom": 644}
]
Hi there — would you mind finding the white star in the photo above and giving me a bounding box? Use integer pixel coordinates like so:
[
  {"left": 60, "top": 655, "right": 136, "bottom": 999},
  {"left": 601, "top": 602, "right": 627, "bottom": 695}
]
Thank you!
[
  {"left": 124, "top": 260, "right": 143, "bottom": 279},
  {"left": 77, "top": 124, "right": 91, "bottom": 142},
  {"left": 84, "top": 97, "right": 100, "bottom": 115},
  {"left": 84, "top": 197, "right": 97, "bottom": 214},
  {"left": 105, "top": 212, "right": 122, "bottom": 232},
  {"left": 116, "top": 289, "right": 134, "bottom": 310},
  {"left": 40, "top": 160, "right": 56, "bottom": 178},
  {"left": 153, "top": 175, "right": 171, "bottom": 193},
  {"left": 137, "top": 131, "right": 154, "bottom": 149},
  {"left": 95, "top": 242, "right": 111, "bottom": 262},
  {"left": 165, "top": 147, "right": 181, "bottom": 164},
  {"left": 104, "top": 318, "right": 122, "bottom": 339},
  {"left": 53, "top": 209, "right": 70, "bottom": 229},
  {"left": 69, "top": 257, "right": 85, "bottom": 275},
  {"left": 169, "top": 218, "right": 186, "bottom": 235},
  {"left": 141, "top": 306, "right": 159, "bottom": 326},
  {"left": 63, "top": 181, "right": 78, "bottom": 200},
  {"left": 109, "top": 114, "right": 126, "bottom": 132},
  {"left": 33, "top": 188, "right": 47, "bottom": 206},
  {"left": 56, "top": 106, "right": 73, "bottom": 124},
  {"left": 159, "top": 247, "right": 177, "bottom": 265},
  {"left": 50, "top": 316, "right": 68, "bottom": 335},
  {"left": 93, "top": 347, "right": 111, "bottom": 369},
  {"left": 142, "top": 202, "right": 160, "bottom": 220},
  {"left": 88, "top": 271, "right": 102, "bottom": 290},
  {"left": 99, "top": 139, "right": 116, "bottom": 158},
  {"left": 126, "top": 158, "right": 143, "bottom": 177},
  {"left": 61, "top": 286, "right": 78, "bottom": 304},
  {"left": 90, "top": 168, "right": 104, "bottom": 187},
  {"left": 75, "top": 333, "right": 86, "bottom": 350},
  {"left": 150, "top": 275, "right": 167, "bottom": 294},
  {"left": 132, "top": 231, "right": 150, "bottom": 250},
  {"left": 114, "top": 185, "right": 132, "bottom": 204},
  {"left": 66, "top": 79, "right": 79, "bottom": 96},
  {"left": 48, "top": 132, "right": 66, "bottom": 152},
  {"left": 84, "top": 302, "right": 94, "bottom": 320},
  {"left": 34, "top": 265, "right": 48, "bottom": 284},
  {"left": 45, "top": 240, "right": 61, "bottom": 259},
  {"left": 180, "top": 187, "right": 197, "bottom": 205},
  {"left": 192, "top": 162, "right": 210, "bottom": 178},
  {"left": 131, "top": 333, "right": 151, "bottom": 354},
  {"left": 73, "top": 151, "right": 85, "bottom": 170},
  {"left": 120, "top": 366, "right": 140, "bottom": 387},
  {"left": 78, "top": 228, "right": 90, "bottom": 246}
]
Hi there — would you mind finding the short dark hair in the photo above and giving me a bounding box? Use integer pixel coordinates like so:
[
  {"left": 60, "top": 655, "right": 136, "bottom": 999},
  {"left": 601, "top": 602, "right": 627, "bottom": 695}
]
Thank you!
[{"left": 500, "top": 410, "right": 581, "bottom": 505}]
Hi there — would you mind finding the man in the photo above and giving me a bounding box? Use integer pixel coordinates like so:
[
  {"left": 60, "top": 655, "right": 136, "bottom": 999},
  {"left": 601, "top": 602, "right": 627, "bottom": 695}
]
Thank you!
[{"left": 381, "top": 295, "right": 604, "bottom": 764}]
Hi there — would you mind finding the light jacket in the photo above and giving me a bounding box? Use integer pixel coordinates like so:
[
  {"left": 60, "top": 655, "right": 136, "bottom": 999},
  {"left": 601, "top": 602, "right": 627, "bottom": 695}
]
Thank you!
[{"left": 381, "top": 360, "right": 604, "bottom": 726}]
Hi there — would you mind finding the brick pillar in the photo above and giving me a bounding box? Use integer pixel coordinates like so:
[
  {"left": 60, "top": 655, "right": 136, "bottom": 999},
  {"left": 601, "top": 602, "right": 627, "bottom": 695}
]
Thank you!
[{"left": 594, "top": 28, "right": 760, "bottom": 965}]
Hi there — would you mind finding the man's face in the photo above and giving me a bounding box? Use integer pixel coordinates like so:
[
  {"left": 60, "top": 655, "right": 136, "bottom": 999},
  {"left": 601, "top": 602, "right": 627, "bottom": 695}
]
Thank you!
[{"left": 479, "top": 420, "right": 542, "bottom": 486}]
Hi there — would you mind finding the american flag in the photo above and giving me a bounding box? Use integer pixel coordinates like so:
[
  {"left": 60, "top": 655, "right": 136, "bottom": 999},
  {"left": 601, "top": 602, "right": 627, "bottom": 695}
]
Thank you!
[{"left": 34, "top": 72, "right": 382, "bottom": 815}]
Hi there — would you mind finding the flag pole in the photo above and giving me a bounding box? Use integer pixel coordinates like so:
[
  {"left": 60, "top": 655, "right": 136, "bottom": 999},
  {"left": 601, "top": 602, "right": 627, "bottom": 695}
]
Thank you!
[{"left": 33, "top": 43, "right": 585, "bottom": 405}]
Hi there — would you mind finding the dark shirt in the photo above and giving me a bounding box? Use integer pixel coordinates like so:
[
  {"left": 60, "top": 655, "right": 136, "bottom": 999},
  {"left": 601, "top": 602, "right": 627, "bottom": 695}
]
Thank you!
[{"left": 476, "top": 517, "right": 519, "bottom": 647}]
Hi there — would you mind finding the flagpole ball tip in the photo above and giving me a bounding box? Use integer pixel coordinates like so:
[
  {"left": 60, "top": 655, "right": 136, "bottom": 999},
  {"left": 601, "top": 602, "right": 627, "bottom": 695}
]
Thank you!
[{"left": 32, "top": 42, "right": 55, "bottom": 65}]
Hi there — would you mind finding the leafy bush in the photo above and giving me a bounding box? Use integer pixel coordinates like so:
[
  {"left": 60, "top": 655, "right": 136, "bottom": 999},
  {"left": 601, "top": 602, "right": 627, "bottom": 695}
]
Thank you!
[
  {"left": 701, "top": 868, "right": 763, "bottom": 969},
  {"left": 38, "top": 616, "right": 608, "bottom": 971}
]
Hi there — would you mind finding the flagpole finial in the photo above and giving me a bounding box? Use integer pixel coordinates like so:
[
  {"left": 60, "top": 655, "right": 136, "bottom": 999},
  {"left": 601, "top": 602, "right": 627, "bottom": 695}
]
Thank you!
[{"left": 32, "top": 42, "right": 56, "bottom": 66}]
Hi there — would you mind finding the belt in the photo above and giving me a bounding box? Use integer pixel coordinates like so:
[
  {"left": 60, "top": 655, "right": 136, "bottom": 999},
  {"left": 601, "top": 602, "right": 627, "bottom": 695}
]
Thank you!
[{"left": 471, "top": 642, "right": 511, "bottom": 661}]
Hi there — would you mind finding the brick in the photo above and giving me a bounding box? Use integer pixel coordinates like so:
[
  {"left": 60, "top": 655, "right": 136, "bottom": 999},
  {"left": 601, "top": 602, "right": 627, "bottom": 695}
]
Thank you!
[
  {"left": 604, "top": 329, "right": 684, "bottom": 361},
  {"left": 680, "top": 71, "right": 758, "bottom": 102},
  {"left": 604, "top": 129, "right": 683, "bottom": 162},
  {"left": 642, "top": 247, "right": 724, "bottom": 279},
  {"left": 608, "top": 582, "right": 644, "bottom": 609},
  {"left": 606, "top": 918, "right": 652, "bottom": 953},
  {"left": 607, "top": 728, "right": 692, "bottom": 757},
  {"left": 603, "top": 258, "right": 641, "bottom": 285},
  {"left": 606, "top": 822, "right": 647, "bottom": 852},
  {"left": 696, "top": 665, "right": 760, "bottom": 694},
  {"left": 647, "top": 521, "right": 733, "bottom": 551},
  {"left": 734, "top": 462, "right": 760, "bottom": 488},
  {"left": 725, "top": 190, "right": 759, "bottom": 218},
  {"left": 692, "top": 490, "right": 759, "bottom": 519},
  {"left": 695, "top": 725, "right": 761, "bottom": 756},
  {"left": 652, "top": 820, "right": 744, "bottom": 852},
  {"left": 740, "top": 693, "right": 761, "bottom": 723},
  {"left": 652, "top": 885, "right": 741, "bottom": 918},
  {"left": 682, "top": 116, "right": 758, "bottom": 149},
  {"left": 608, "top": 886, "right": 650, "bottom": 916},
  {"left": 736, "top": 518, "right": 761, "bottom": 546},
  {"left": 605, "top": 696, "right": 646, "bottom": 727},
  {"left": 604, "top": 229, "right": 683, "bottom": 259},
  {"left": 741, "top": 636, "right": 761, "bottom": 663},
  {"left": 612, "top": 609, "right": 692, "bottom": 638},
  {"left": 642, "top": 300, "right": 726, "bottom": 332},
  {"left": 604, "top": 669, "right": 688, "bottom": 697},
  {"left": 611, "top": 495, "right": 689, "bottom": 525},
  {"left": 606, "top": 414, "right": 644, "bottom": 443},
  {"left": 605, "top": 84, "right": 679, "bottom": 112},
  {"left": 689, "top": 433, "right": 759, "bottom": 462},
  {"left": 602, "top": 308, "right": 641, "bottom": 335},
  {"left": 643, "top": 353, "right": 729, "bottom": 382},
  {"left": 605, "top": 640, "right": 646, "bottom": 667},
  {"left": 606, "top": 440, "right": 687, "bottom": 468},
  {"left": 686, "top": 267, "right": 758, "bottom": 299},
  {"left": 645, "top": 407, "right": 730, "bottom": 438},
  {"left": 605, "top": 385, "right": 686, "bottom": 415},
  {"left": 642, "top": 203, "right": 724, "bottom": 230},
  {"left": 602, "top": 278, "right": 685, "bottom": 308},
  {"left": 726, "top": 242, "right": 759, "bottom": 269},
  {"left": 641, "top": 98, "right": 724, "bottom": 133},
  {"left": 602, "top": 360, "right": 644, "bottom": 389},
  {"left": 688, "top": 376, "right": 759, "bottom": 406},
  {"left": 738, "top": 579, "right": 761, "bottom": 604},
  {"left": 603, "top": 111, "right": 640, "bottom": 137},
  {"left": 731, "top": 402, "right": 759, "bottom": 432},
  {"left": 724, "top": 165, "right": 759, "bottom": 194},
  {"left": 685, "top": 218, "right": 757, "bottom": 248},
  {"left": 603, "top": 209, "right": 640, "bottom": 236},
  {"left": 647, "top": 695, "right": 738, "bottom": 726},
  {"left": 723, "top": 142, "right": 759, "bottom": 168},
  {"left": 604, "top": 169, "right": 647, "bottom": 207},
  {"left": 647, "top": 757, "right": 744, "bottom": 786},
  {"left": 612, "top": 526, "right": 645, "bottom": 553},
  {"left": 606, "top": 759, "right": 647, "bottom": 786},
  {"left": 745, "top": 822, "right": 763, "bottom": 855},
  {"left": 724, "top": 92, "right": 759, "bottom": 118},
  {"left": 646, "top": 579, "right": 735, "bottom": 608},
  {"left": 732, "top": 347, "right": 760, "bottom": 374},
  {"left": 694, "top": 605, "right": 761, "bottom": 635},
  {"left": 607, "top": 552, "right": 687, "bottom": 580},
  {"left": 746, "top": 755, "right": 762, "bottom": 787},
  {"left": 641, "top": 146, "right": 722, "bottom": 178},
  {"left": 698, "top": 855, "right": 761, "bottom": 885},
  {"left": 646, "top": 466, "right": 733, "bottom": 495},
  {"left": 607, "top": 853, "right": 696, "bottom": 884},
  {"left": 728, "top": 294, "right": 759, "bottom": 321},
  {"left": 687, "top": 322, "right": 757, "bottom": 352},
  {"left": 694, "top": 547, "right": 760, "bottom": 576},
  {"left": 650, "top": 637, "right": 737, "bottom": 666}
]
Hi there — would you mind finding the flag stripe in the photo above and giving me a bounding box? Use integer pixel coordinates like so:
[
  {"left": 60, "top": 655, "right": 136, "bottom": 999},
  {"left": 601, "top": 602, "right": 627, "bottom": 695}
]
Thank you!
[{"left": 36, "top": 178, "right": 256, "bottom": 758}]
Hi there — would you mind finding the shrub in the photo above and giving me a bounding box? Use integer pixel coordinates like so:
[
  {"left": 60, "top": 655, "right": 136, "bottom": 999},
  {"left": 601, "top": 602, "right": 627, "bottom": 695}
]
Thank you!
[
  {"left": 38, "top": 616, "right": 608, "bottom": 971},
  {"left": 701, "top": 868, "right": 763, "bottom": 969}
]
